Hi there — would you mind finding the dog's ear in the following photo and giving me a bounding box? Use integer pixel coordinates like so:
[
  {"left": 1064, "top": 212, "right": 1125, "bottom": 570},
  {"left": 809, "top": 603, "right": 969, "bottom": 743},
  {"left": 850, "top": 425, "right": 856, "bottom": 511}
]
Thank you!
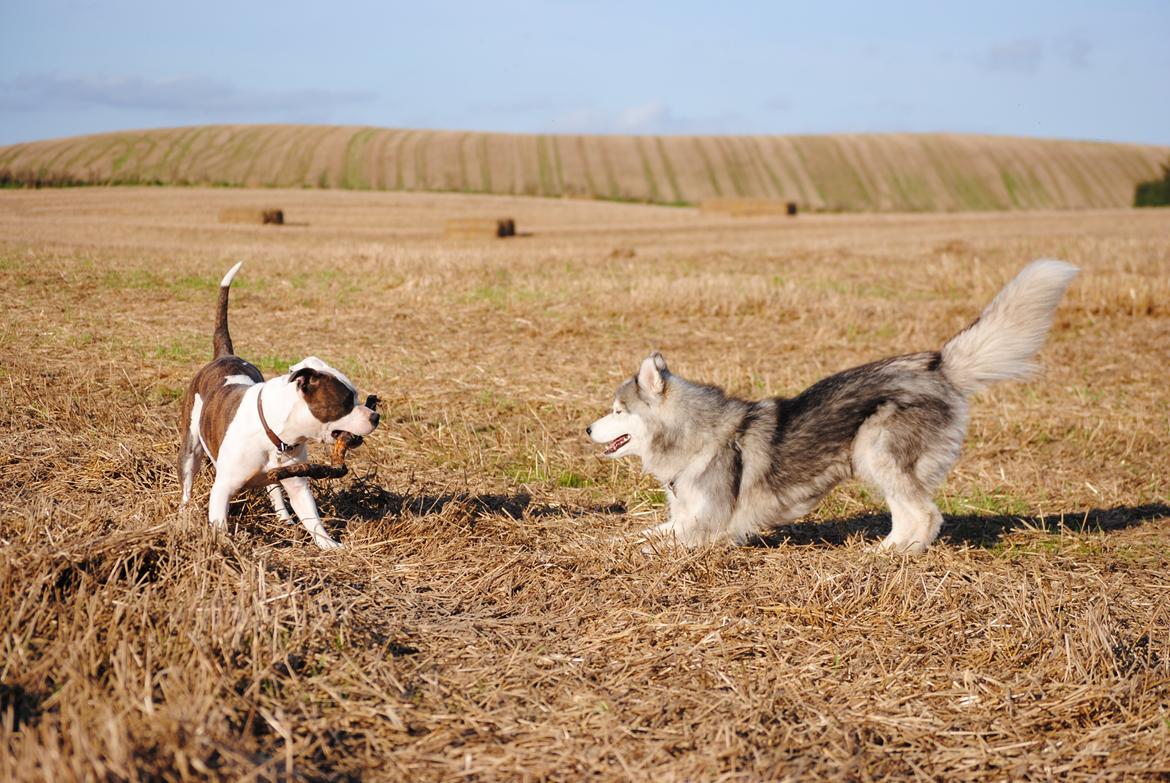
[
  {"left": 290, "top": 367, "right": 320, "bottom": 394},
  {"left": 638, "top": 352, "right": 668, "bottom": 396}
]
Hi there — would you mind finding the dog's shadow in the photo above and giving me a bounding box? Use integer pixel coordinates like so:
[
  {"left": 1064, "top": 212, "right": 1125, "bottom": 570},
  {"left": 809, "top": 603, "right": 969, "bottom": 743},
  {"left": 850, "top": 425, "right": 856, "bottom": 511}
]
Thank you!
[
  {"left": 755, "top": 503, "right": 1170, "bottom": 549},
  {"left": 321, "top": 479, "right": 625, "bottom": 523},
  {"left": 301, "top": 476, "right": 1166, "bottom": 550}
]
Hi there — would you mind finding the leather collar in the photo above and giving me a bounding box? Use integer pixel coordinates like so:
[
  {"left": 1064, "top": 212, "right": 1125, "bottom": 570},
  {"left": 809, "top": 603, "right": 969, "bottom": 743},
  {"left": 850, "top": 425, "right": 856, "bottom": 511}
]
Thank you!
[{"left": 257, "top": 388, "right": 295, "bottom": 453}]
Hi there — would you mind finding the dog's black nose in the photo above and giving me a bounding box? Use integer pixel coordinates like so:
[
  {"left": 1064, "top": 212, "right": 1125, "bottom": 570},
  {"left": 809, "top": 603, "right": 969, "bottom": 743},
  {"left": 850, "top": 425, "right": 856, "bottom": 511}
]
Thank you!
[
  {"left": 370, "top": 411, "right": 380, "bottom": 427},
  {"left": 586, "top": 425, "right": 592, "bottom": 436}
]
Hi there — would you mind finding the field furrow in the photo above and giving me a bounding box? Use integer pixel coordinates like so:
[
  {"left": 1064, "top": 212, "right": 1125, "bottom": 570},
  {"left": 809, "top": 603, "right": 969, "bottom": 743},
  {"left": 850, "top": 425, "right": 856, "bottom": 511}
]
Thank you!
[{"left": 2, "top": 126, "right": 1166, "bottom": 211}]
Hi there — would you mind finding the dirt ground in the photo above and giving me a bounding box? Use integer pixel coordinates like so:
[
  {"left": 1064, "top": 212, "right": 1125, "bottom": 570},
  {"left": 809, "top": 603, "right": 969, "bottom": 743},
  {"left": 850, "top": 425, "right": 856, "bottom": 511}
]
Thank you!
[{"left": 1, "top": 187, "right": 1168, "bottom": 781}]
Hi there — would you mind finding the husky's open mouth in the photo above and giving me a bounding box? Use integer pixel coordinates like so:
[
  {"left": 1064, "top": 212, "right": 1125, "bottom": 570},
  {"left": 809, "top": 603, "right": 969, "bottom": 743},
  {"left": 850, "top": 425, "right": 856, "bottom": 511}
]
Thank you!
[{"left": 604, "top": 434, "right": 630, "bottom": 455}]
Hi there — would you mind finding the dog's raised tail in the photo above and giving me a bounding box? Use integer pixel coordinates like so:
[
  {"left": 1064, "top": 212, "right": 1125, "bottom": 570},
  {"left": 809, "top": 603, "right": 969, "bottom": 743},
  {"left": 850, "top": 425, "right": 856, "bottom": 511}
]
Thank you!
[
  {"left": 213, "top": 261, "right": 244, "bottom": 358},
  {"left": 941, "top": 259, "right": 1078, "bottom": 396}
]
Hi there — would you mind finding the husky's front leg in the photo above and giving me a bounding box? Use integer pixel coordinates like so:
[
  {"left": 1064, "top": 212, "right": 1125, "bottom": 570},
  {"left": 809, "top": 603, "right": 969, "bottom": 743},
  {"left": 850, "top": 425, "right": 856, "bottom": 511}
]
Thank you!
[{"left": 640, "top": 486, "right": 729, "bottom": 550}]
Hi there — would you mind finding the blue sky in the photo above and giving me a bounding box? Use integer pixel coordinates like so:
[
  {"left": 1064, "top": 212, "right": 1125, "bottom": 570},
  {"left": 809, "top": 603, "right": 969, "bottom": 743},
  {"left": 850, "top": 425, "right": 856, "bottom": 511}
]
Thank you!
[{"left": 1, "top": 0, "right": 1167, "bottom": 146}]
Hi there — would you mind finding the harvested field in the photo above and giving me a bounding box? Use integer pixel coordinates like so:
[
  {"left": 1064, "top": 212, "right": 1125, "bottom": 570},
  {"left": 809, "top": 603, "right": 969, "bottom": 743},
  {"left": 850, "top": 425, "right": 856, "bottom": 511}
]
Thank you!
[
  {"left": 1, "top": 187, "right": 1168, "bottom": 781},
  {"left": 444, "top": 217, "right": 516, "bottom": 239},
  {"left": 701, "top": 198, "right": 800, "bottom": 217},
  {"left": 218, "top": 207, "right": 285, "bottom": 225},
  {"left": 2, "top": 125, "right": 1168, "bottom": 211}
]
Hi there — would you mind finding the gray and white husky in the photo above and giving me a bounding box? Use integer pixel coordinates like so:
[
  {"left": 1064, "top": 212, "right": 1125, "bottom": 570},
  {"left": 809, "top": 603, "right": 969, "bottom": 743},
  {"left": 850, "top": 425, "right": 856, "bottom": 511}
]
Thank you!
[{"left": 587, "top": 260, "right": 1078, "bottom": 553}]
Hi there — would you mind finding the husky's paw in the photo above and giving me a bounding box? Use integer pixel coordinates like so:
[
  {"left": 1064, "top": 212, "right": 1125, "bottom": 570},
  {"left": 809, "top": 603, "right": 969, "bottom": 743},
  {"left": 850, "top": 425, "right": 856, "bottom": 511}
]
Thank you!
[
  {"left": 636, "top": 523, "right": 684, "bottom": 555},
  {"left": 871, "top": 536, "right": 928, "bottom": 556},
  {"left": 638, "top": 540, "right": 666, "bottom": 556}
]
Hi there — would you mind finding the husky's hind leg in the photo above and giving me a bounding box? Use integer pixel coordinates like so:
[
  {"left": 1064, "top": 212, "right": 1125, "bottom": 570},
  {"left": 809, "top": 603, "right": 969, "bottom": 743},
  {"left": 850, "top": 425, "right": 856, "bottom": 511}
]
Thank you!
[
  {"left": 879, "top": 483, "right": 943, "bottom": 554},
  {"left": 854, "top": 402, "right": 961, "bottom": 553}
]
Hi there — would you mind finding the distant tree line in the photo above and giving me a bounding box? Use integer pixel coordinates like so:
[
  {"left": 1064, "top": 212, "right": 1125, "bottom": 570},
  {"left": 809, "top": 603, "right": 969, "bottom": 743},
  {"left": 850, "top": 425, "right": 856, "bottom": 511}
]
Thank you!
[{"left": 1134, "top": 159, "right": 1170, "bottom": 207}]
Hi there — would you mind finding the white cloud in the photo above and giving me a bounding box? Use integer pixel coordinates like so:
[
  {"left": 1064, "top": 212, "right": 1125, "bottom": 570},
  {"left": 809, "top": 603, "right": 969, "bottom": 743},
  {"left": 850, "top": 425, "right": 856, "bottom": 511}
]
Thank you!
[
  {"left": 548, "top": 101, "right": 745, "bottom": 134},
  {"left": 616, "top": 100, "right": 672, "bottom": 132},
  {"left": 0, "top": 73, "right": 375, "bottom": 118},
  {"left": 1055, "top": 35, "right": 1093, "bottom": 69},
  {"left": 978, "top": 39, "right": 1045, "bottom": 74},
  {"left": 763, "top": 97, "right": 793, "bottom": 113}
]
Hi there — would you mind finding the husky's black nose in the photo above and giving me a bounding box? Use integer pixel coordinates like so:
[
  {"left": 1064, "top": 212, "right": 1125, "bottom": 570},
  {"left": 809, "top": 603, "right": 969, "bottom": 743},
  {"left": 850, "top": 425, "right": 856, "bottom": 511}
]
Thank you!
[
  {"left": 586, "top": 425, "right": 592, "bottom": 436},
  {"left": 370, "top": 411, "right": 381, "bottom": 427}
]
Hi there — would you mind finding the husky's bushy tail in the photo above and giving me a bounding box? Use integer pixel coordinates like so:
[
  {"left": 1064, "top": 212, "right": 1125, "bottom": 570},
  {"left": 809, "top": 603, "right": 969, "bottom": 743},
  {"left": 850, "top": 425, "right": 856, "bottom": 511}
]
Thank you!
[
  {"left": 941, "top": 260, "right": 1078, "bottom": 396},
  {"left": 213, "top": 261, "right": 244, "bottom": 359}
]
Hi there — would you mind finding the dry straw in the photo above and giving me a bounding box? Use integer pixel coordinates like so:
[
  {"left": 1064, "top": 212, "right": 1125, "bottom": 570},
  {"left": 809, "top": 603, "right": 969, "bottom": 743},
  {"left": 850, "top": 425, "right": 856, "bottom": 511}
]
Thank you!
[{"left": 1, "top": 187, "right": 1167, "bottom": 781}]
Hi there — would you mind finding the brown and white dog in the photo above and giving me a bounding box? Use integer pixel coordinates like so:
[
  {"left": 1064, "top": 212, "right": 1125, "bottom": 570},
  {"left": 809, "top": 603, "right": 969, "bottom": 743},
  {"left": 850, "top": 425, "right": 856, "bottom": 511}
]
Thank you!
[{"left": 178, "top": 262, "right": 379, "bottom": 549}]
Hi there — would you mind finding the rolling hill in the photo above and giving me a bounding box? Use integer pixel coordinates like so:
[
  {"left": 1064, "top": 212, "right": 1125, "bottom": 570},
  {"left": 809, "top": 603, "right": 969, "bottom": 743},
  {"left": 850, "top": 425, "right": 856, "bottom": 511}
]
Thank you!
[{"left": 1, "top": 124, "right": 1166, "bottom": 211}]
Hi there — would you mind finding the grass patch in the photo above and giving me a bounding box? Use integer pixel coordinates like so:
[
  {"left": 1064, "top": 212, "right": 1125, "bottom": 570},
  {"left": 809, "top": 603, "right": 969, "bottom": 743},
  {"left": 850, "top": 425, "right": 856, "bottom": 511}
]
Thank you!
[
  {"left": 251, "top": 354, "right": 301, "bottom": 374},
  {"left": 556, "top": 471, "right": 589, "bottom": 489},
  {"left": 101, "top": 269, "right": 262, "bottom": 296},
  {"left": 150, "top": 384, "right": 186, "bottom": 404},
  {"left": 939, "top": 488, "right": 1032, "bottom": 517},
  {"left": 152, "top": 339, "right": 202, "bottom": 364}
]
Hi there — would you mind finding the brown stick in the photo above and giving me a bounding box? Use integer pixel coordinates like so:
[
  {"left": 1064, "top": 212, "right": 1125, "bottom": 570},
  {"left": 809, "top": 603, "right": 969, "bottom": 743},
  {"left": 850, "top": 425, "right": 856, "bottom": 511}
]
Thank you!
[{"left": 243, "top": 431, "right": 365, "bottom": 488}]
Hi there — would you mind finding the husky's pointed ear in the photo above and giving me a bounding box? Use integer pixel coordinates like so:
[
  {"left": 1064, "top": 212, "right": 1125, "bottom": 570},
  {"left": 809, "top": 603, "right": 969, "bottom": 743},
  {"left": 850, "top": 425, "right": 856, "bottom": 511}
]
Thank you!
[{"left": 638, "top": 352, "right": 668, "bottom": 396}]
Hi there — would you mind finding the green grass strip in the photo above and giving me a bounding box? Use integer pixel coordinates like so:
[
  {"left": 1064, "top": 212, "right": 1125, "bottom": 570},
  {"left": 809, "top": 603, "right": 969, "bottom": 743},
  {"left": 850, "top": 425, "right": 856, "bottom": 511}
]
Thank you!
[
  {"left": 655, "top": 137, "right": 683, "bottom": 202},
  {"left": 693, "top": 138, "right": 722, "bottom": 197},
  {"left": 634, "top": 137, "right": 661, "bottom": 202}
]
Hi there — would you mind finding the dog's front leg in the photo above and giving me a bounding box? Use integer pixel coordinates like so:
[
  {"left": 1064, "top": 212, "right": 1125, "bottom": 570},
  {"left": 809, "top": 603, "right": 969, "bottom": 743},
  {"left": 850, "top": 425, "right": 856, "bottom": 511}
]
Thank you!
[
  {"left": 280, "top": 476, "right": 342, "bottom": 550},
  {"left": 208, "top": 474, "right": 245, "bottom": 531},
  {"left": 266, "top": 483, "right": 294, "bottom": 524}
]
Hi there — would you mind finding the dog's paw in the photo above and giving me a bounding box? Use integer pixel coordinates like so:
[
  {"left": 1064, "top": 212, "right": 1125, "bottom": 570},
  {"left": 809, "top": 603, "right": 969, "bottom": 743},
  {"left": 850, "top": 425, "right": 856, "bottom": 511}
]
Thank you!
[{"left": 312, "top": 534, "right": 344, "bottom": 551}]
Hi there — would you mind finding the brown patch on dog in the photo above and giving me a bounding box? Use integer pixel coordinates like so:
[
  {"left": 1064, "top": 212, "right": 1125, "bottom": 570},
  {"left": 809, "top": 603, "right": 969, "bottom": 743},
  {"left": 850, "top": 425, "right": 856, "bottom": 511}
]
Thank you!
[
  {"left": 180, "top": 356, "right": 263, "bottom": 461},
  {"left": 291, "top": 368, "right": 355, "bottom": 424}
]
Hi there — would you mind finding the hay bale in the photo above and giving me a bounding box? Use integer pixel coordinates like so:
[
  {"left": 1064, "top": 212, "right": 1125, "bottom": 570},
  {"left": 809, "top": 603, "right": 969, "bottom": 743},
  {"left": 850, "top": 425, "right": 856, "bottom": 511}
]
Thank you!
[
  {"left": 700, "top": 199, "right": 799, "bottom": 218},
  {"left": 218, "top": 208, "right": 284, "bottom": 225},
  {"left": 444, "top": 217, "right": 516, "bottom": 239}
]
